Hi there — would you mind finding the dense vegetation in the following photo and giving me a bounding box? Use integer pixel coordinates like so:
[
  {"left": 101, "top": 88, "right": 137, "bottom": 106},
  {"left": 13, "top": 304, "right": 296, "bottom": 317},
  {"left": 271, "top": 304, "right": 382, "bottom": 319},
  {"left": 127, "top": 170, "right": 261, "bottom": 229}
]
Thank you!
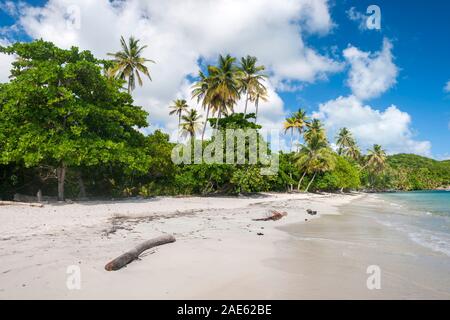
[{"left": 0, "top": 39, "right": 448, "bottom": 201}]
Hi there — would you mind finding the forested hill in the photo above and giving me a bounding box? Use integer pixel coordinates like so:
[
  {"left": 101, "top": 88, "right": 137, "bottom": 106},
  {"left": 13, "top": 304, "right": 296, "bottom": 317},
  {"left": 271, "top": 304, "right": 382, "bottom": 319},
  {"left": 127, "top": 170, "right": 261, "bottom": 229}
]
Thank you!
[{"left": 387, "top": 154, "right": 450, "bottom": 188}]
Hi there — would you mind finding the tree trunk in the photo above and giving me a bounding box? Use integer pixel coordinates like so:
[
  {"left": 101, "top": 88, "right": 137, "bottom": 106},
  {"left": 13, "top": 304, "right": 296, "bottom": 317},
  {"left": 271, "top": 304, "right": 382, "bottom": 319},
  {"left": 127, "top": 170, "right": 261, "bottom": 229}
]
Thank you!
[
  {"left": 77, "top": 171, "right": 87, "bottom": 199},
  {"left": 56, "top": 162, "right": 66, "bottom": 201},
  {"left": 215, "top": 109, "right": 222, "bottom": 132},
  {"left": 305, "top": 172, "right": 317, "bottom": 193},
  {"left": 202, "top": 106, "right": 210, "bottom": 142},
  {"left": 297, "top": 171, "right": 307, "bottom": 191},
  {"left": 105, "top": 235, "right": 176, "bottom": 271},
  {"left": 255, "top": 98, "right": 259, "bottom": 123},
  {"left": 290, "top": 130, "right": 293, "bottom": 152},
  {"left": 244, "top": 92, "right": 249, "bottom": 116},
  {"left": 178, "top": 113, "right": 181, "bottom": 142}
]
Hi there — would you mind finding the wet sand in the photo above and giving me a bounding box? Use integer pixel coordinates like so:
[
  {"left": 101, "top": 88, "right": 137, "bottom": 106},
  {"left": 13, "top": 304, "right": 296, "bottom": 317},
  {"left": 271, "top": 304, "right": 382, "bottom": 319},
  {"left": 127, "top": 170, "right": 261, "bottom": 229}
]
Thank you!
[{"left": 276, "top": 198, "right": 450, "bottom": 299}]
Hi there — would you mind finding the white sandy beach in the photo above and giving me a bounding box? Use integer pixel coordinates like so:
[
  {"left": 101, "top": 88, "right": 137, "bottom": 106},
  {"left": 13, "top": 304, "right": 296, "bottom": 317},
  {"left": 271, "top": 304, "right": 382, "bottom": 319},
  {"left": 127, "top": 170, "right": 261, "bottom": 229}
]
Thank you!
[
  {"left": 1, "top": 192, "right": 449, "bottom": 300},
  {"left": 0, "top": 192, "right": 360, "bottom": 299}
]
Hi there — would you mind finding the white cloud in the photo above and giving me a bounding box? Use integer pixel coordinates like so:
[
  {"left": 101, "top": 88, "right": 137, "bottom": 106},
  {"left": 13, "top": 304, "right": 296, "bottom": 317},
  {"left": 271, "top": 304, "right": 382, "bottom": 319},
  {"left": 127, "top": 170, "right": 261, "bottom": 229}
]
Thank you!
[
  {"left": 346, "top": 7, "right": 368, "bottom": 31},
  {"left": 444, "top": 80, "right": 450, "bottom": 92},
  {"left": 0, "top": 38, "right": 14, "bottom": 83},
  {"left": 0, "top": 0, "right": 342, "bottom": 139},
  {"left": 343, "top": 38, "right": 398, "bottom": 100},
  {"left": 314, "top": 95, "right": 432, "bottom": 156}
]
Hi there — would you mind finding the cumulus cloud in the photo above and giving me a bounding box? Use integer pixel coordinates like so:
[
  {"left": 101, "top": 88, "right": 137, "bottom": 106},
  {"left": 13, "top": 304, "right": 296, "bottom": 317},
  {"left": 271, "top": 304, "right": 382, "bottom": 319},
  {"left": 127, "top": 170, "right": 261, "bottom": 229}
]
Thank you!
[
  {"left": 343, "top": 38, "right": 398, "bottom": 100},
  {"left": 313, "top": 95, "right": 431, "bottom": 156},
  {"left": 0, "top": 0, "right": 342, "bottom": 138}
]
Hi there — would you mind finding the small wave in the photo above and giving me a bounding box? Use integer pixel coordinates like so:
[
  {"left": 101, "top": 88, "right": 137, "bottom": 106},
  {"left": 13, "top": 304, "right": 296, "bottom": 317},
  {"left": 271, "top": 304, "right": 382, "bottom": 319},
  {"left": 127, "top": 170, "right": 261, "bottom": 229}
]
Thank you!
[{"left": 408, "top": 231, "right": 450, "bottom": 257}]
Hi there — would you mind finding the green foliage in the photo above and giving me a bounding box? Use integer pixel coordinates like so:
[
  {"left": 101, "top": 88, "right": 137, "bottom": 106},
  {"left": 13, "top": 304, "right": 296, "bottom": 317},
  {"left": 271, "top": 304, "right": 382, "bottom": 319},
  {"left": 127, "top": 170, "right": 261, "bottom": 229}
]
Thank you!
[
  {"left": 314, "top": 155, "right": 361, "bottom": 191},
  {"left": 0, "top": 40, "right": 151, "bottom": 199}
]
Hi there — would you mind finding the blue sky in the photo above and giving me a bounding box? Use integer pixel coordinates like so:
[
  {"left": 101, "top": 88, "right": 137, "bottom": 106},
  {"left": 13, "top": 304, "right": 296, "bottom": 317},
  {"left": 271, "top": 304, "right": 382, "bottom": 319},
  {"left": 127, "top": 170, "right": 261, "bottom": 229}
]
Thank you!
[{"left": 0, "top": 0, "right": 449, "bottom": 158}]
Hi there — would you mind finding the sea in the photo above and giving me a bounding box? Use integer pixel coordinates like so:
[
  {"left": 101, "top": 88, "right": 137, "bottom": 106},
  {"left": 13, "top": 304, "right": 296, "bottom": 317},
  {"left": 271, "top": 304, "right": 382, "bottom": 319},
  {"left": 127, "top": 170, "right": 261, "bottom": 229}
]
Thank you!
[{"left": 369, "top": 190, "right": 450, "bottom": 257}]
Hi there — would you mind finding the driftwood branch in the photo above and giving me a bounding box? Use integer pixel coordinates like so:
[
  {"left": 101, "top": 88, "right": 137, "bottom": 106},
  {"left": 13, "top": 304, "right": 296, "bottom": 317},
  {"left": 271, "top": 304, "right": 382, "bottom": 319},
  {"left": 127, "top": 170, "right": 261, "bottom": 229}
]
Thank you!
[
  {"left": 105, "top": 234, "right": 176, "bottom": 271},
  {"left": 252, "top": 210, "right": 288, "bottom": 222},
  {"left": 0, "top": 201, "right": 44, "bottom": 208}
]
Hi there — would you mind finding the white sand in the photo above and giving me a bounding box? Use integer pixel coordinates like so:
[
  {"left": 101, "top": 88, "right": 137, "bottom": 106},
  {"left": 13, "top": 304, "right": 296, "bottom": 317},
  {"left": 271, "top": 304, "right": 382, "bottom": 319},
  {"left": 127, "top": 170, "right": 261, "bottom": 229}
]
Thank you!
[{"left": 0, "top": 192, "right": 361, "bottom": 299}]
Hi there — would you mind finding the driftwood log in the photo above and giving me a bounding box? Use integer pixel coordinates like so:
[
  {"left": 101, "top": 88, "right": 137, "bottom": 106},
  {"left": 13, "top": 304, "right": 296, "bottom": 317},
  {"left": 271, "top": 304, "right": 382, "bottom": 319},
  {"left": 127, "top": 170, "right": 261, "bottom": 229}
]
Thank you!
[
  {"left": 252, "top": 210, "right": 288, "bottom": 222},
  {"left": 105, "top": 235, "right": 176, "bottom": 271},
  {"left": 0, "top": 201, "right": 44, "bottom": 208}
]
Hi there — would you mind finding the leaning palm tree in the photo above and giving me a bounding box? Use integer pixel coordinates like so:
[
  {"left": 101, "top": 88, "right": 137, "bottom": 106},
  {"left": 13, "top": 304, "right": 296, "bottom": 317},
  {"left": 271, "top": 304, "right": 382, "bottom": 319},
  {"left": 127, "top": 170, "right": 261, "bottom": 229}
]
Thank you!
[
  {"left": 169, "top": 99, "right": 189, "bottom": 139},
  {"left": 283, "top": 117, "right": 297, "bottom": 152},
  {"left": 180, "top": 109, "right": 203, "bottom": 140},
  {"left": 107, "top": 36, "right": 155, "bottom": 94},
  {"left": 239, "top": 55, "right": 267, "bottom": 116},
  {"left": 346, "top": 144, "right": 362, "bottom": 162},
  {"left": 207, "top": 54, "right": 241, "bottom": 129},
  {"left": 304, "top": 119, "right": 326, "bottom": 144},
  {"left": 295, "top": 135, "right": 335, "bottom": 192}
]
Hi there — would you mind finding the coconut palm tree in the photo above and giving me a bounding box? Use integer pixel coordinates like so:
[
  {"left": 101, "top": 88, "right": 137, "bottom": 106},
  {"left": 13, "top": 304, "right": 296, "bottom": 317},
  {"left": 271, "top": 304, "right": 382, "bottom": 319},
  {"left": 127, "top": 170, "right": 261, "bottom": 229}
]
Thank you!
[
  {"left": 180, "top": 109, "right": 203, "bottom": 140},
  {"left": 336, "top": 128, "right": 354, "bottom": 155},
  {"left": 169, "top": 99, "right": 189, "bottom": 139},
  {"left": 207, "top": 54, "right": 241, "bottom": 129},
  {"left": 295, "top": 135, "right": 335, "bottom": 192},
  {"left": 239, "top": 55, "right": 267, "bottom": 116},
  {"left": 292, "top": 109, "right": 309, "bottom": 151},
  {"left": 346, "top": 144, "right": 362, "bottom": 162},
  {"left": 304, "top": 119, "right": 326, "bottom": 144},
  {"left": 283, "top": 117, "right": 296, "bottom": 152},
  {"left": 107, "top": 36, "right": 155, "bottom": 94},
  {"left": 366, "top": 144, "right": 387, "bottom": 174},
  {"left": 252, "top": 87, "right": 268, "bottom": 124}
]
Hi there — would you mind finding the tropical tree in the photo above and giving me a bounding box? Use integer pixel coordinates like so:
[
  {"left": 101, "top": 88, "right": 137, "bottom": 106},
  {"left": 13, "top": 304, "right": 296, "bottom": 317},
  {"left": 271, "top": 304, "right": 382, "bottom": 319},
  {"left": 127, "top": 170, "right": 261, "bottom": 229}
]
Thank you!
[
  {"left": 335, "top": 127, "right": 361, "bottom": 161},
  {"left": 292, "top": 109, "right": 309, "bottom": 151},
  {"left": 169, "top": 99, "right": 189, "bottom": 139},
  {"left": 207, "top": 54, "right": 241, "bottom": 129},
  {"left": 283, "top": 117, "right": 296, "bottom": 152},
  {"left": 239, "top": 55, "right": 267, "bottom": 116},
  {"left": 191, "top": 71, "right": 219, "bottom": 141},
  {"left": 295, "top": 134, "right": 335, "bottom": 192},
  {"left": 366, "top": 144, "right": 387, "bottom": 174},
  {"left": 180, "top": 109, "right": 202, "bottom": 140},
  {"left": 107, "top": 36, "right": 155, "bottom": 94},
  {"left": 0, "top": 40, "right": 150, "bottom": 201},
  {"left": 336, "top": 128, "right": 353, "bottom": 155},
  {"left": 304, "top": 119, "right": 326, "bottom": 144},
  {"left": 252, "top": 86, "right": 269, "bottom": 124}
]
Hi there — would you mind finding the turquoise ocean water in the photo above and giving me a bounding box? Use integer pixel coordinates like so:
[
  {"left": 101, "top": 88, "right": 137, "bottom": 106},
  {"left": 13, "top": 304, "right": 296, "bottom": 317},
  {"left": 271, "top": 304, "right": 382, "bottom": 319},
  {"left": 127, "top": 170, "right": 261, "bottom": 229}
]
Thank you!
[{"left": 373, "top": 190, "right": 450, "bottom": 256}]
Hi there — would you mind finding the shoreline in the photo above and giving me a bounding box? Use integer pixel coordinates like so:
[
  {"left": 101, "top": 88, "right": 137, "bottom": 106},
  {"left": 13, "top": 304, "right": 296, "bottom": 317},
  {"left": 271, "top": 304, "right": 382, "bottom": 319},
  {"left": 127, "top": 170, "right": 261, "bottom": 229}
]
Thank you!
[{"left": 2, "top": 192, "right": 448, "bottom": 299}]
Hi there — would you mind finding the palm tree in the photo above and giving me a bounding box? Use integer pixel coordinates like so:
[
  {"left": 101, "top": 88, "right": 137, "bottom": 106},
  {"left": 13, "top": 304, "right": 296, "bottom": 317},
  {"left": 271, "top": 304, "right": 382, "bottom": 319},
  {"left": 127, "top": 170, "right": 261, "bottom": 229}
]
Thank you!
[
  {"left": 191, "top": 71, "right": 220, "bottom": 141},
  {"left": 346, "top": 144, "right": 362, "bottom": 162},
  {"left": 169, "top": 99, "right": 189, "bottom": 139},
  {"left": 252, "top": 87, "right": 268, "bottom": 124},
  {"left": 336, "top": 128, "right": 353, "bottom": 155},
  {"left": 207, "top": 54, "right": 241, "bottom": 130},
  {"left": 292, "top": 109, "right": 309, "bottom": 151},
  {"left": 283, "top": 117, "right": 296, "bottom": 152},
  {"left": 239, "top": 55, "right": 267, "bottom": 116},
  {"left": 107, "top": 36, "right": 155, "bottom": 94},
  {"left": 295, "top": 135, "right": 335, "bottom": 192},
  {"left": 304, "top": 119, "right": 326, "bottom": 144},
  {"left": 366, "top": 144, "right": 387, "bottom": 174},
  {"left": 180, "top": 109, "right": 203, "bottom": 140}
]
